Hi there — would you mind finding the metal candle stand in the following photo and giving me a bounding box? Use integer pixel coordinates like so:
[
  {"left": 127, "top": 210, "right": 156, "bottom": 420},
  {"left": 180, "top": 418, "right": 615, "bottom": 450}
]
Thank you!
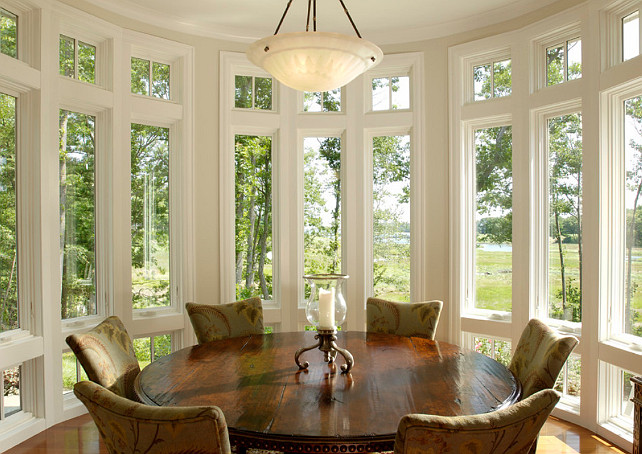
[{"left": 294, "top": 329, "right": 354, "bottom": 373}]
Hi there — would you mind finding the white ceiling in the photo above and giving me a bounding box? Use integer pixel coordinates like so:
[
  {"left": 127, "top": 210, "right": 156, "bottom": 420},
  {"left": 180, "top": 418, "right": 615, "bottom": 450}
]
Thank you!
[{"left": 86, "top": 0, "right": 558, "bottom": 44}]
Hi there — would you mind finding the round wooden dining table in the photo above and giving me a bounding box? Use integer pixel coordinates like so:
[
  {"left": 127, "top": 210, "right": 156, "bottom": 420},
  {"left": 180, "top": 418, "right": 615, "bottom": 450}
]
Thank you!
[{"left": 135, "top": 331, "right": 521, "bottom": 453}]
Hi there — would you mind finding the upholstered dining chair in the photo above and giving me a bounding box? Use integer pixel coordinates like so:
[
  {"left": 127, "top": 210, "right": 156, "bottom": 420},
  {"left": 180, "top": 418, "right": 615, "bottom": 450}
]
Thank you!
[
  {"left": 75, "top": 380, "right": 231, "bottom": 454},
  {"left": 394, "top": 388, "right": 560, "bottom": 454},
  {"left": 366, "top": 298, "right": 443, "bottom": 339},
  {"left": 509, "top": 318, "right": 579, "bottom": 399},
  {"left": 186, "top": 296, "right": 264, "bottom": 344},
  {"left": 66, "top": 316, "right": 141, "bottom": 402}
]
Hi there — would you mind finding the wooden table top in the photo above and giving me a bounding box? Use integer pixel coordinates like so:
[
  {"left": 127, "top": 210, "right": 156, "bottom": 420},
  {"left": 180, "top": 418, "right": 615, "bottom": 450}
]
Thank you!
[{"left": 135, "top": 331, "right": 521, "bottom": 452}]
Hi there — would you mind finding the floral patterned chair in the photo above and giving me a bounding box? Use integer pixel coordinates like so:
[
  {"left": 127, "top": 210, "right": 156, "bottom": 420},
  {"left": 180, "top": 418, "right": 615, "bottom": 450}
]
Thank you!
[
  {"left": 66, "top": 316, "right": 141, "bottom": 402},
  {"left": 75, "top": 380, "right": 231, "bottom": 454},
  {"left": 509, "top": 318, "right": 579, "bottom": 399},
  {"left": 394, "top": 388, "right": 560, "bottom": 454},
  {"left": 366, "top": 298, "right": 443, "bottom": 340},
  {"left": 186, "top": 296, "right": 264, "bottom": 344}
]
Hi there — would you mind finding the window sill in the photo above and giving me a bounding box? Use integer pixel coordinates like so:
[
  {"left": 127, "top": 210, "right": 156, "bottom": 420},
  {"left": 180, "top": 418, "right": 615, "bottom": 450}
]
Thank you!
[
  {"left": 601, "top": 338, "right": 642, "bottom": 356},
  {"left": 462, "top": 311, "right": 512, "bottom": 323}
]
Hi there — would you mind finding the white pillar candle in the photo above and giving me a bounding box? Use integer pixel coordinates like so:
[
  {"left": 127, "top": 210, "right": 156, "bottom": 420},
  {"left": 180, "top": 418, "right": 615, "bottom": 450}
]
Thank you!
[{"left": 318, "top": 288, "right": 335, "bottom": 329}]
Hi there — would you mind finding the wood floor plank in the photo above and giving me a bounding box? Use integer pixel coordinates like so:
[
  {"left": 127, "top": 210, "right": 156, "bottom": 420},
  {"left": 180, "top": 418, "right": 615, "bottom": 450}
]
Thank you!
[{"left": 2, "top": 414, "right": 629, "bottom": 454}]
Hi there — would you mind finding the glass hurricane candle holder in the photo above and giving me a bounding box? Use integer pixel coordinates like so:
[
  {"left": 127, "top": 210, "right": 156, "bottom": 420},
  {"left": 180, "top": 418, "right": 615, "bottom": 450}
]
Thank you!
[
  {"left": 295, "top": 274, "right": 353, "bottom": 373},
  {"left": 303, "top": 274, "right": 348, "bottom": 330}
]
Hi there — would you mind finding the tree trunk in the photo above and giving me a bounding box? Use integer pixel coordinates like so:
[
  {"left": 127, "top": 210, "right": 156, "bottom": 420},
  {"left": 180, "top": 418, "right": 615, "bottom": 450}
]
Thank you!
[
  {"left": 244, "top": 155, "right": 257, "bottom": 290},
  {"left": 626, "top": 179, "right": 642, "bottom": 333},
  {"left": 59, "top": 111, "right": 69, "bottom": 320},
  {"left": 576, "top": 167, "right": 583, "bottom": 312},
  {"left": 555, "top": 208, "right": 567, "bottom": 313},
  {"left": 1, "top": 251, "right": 17, "bottom": 329},
  {"left": 330, "top": 171, "right": 341, "bottom": 273}
]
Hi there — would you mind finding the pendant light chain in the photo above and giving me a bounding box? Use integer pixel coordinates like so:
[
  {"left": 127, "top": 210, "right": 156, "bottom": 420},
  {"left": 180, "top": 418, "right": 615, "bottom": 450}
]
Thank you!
[{"left": 275, "top": 0, "right": 361, "bottom": 37}]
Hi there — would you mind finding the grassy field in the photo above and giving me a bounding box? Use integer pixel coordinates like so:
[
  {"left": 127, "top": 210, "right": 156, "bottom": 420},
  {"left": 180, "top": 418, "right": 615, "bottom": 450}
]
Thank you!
[{"left": 476, "top": 243, "right": 642, "bottom": 321}]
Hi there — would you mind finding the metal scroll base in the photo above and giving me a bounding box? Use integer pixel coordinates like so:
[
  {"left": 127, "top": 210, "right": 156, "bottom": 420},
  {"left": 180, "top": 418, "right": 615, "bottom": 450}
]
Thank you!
[{"left": 294, "top": 329, "right": 354, "bottom": 373}]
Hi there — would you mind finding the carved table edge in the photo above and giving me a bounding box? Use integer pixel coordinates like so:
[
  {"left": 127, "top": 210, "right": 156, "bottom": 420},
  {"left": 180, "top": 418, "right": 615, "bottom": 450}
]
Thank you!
[{"left": 229, "top": 430, "right": 395, "bottom": 453}]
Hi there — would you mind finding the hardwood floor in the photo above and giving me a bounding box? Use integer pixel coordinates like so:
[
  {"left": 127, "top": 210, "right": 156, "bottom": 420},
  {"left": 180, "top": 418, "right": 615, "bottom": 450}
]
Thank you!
[{"left": 3, "top": 414, "right": 630, "bottom": 454}]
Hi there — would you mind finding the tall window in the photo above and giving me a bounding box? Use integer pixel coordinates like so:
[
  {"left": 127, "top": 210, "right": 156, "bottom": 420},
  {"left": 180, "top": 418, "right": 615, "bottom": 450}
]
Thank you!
[
  {"left": 473, "top": 59, "right": 512, "bottom": 101},
  {"left": 234, "top": 75, "right": 272, "bottom": 110},
  {"left": 304, "top": 90, "right": 341, "bottom": 112},
  {"left": 59, "top": 110, "right": 96, "bottom": 320},
  {"left": 372, "top": 135, "right": 410, "bottom": 300},
  {"left": 59, "top": 35, "right": 96, "bottom": 84},
  {"left": 131, "top": 124, "right": 170, "bottom": 310},
  {"left": 0, "top": 94, "right": 17, "bottom": 333},
  {"left": 474, "top": 126, "right": 513, "bottom": 313},
  {"left": 0, "top": 9, "right": 17, "bottom": 59},
  {"left": 547, "top": 113, "right": 583, "bottom": 323},
  {"left": 624, "top": 95, "right": 642, "bottom": 338},
  {"left": 235, "top": 135, "right": 272, "bottom": 300},
  {"left": 131, "top": 57, "right": 170, "bottom": 99},
  {"left": 546, "top": 38, "right": 582, "bottom": 86},
  {"left": 304, "top": 137, "right": 341, "bottom": 281}
]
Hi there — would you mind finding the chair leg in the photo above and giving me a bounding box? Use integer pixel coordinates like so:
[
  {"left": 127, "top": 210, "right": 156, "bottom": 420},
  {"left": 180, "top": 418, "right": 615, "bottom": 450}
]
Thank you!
[{"left": 529, "top": 437, "right": 538, "bottom": 453}]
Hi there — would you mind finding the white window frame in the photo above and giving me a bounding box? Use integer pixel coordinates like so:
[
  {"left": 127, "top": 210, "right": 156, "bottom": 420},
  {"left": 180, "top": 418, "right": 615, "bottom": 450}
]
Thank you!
[
  {"left": 601, "top": 0, "right": 640, "bottom": 70},
  {"left": 532, "top": 21, "right": 582, "bottom": 91},
  {"left": 465, "top": 49, "right": 512, "bottom": 103},
  {"left": 531, "top": 100, "right": 584, "bottom": 337}
]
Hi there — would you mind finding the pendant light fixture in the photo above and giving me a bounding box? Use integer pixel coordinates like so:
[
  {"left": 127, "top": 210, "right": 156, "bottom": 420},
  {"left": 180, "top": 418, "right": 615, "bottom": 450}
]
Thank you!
[{"left": 246, "top": 0, "right": 383, "bottom": 92}]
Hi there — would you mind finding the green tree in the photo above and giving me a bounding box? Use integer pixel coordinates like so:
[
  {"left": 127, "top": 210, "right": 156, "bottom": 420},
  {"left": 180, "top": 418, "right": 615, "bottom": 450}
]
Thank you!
[
  {"left": 548, "top": 113, "right": 582, "bottom": 321},
  {"left": 625, "top": 96, "right": 642, "bottom": 336},
  {"left": 235, "top": 135, "right": 272, "bottom": 299},
  {"left": 59, "top": 110, "right": 97, "bottom": 319},
  {"left": 131, "top": 124, "right": 170, "bottom": 309},
  {"left": 373, "top": 135, "right": 410, "bottom": 300},
  {"left": 0, "top": 93, "right": 16, "bottom": 332}
]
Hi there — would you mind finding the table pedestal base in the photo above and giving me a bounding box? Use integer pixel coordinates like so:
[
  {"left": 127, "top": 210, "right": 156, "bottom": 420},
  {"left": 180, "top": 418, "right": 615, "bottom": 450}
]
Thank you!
[{"left": 294, "top": 329, "right": 354, "bottom": 373}]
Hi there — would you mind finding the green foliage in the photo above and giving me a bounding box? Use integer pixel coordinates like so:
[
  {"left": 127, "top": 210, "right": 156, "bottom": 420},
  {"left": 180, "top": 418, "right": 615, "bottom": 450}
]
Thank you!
[
  {"left": 131, "top": 124, "right": 170, "bottom": 309},
  {"left": 235, "top": 135, "right": 273, "bottom": 300},
  {"left": 625, "top": 95, "right": 642, "bottom": 337},
  {"left": 304, "top": 137, "right": 341, "bottom": 281},
  {"left": 546, "top": 40, "right": 582, "bottom": 86},
  {"left": 235, "top": 76, "right": 272, "bottom": 110},
  {"left": 0, "top": 94, "right": 17, "bottom": 332},
  {"left": 59, "top": 35, "right": 75, "bottom": 78},
  {"left": 77, "top": 42, "right": 95, "bottom": 84},
  {"left": 303, "top": 89, "right": 341, "bottom": 112},
  {"left": 474, "top": 60, "right": 511, "bottom": 100},
  {"left": 373, "top": 135, "right": 410, "bottom": 300},
  {"left": 59, "top": 110, "right": 97, "bottom": 320},
  {"left": 131, "top": 57, "right": 150, "bottom": 96},
  {"left": 151, "top": 62, "right": 170, "bottom": 99},
  {"left": 548, "top": 113, "right": 583, "bottom": 322},
  {"left": 474, "top": 125, "right": 512, "bottom": 313},
  {"left": 254, "top": 77, "right": 272, "bottom": 110},
  {"left": 1, "top": 10, "right": 17, "bottom": 59}
]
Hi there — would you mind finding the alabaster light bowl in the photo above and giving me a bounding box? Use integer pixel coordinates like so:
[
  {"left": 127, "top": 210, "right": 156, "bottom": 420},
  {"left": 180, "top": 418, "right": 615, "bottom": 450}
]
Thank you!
[{"left": 247, "top": 31, "right": 383, "bottom": 92}]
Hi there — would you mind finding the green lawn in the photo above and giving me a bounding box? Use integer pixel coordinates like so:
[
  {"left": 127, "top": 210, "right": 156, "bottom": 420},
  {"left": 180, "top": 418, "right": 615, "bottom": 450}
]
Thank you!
[{"left": 476, "top": 243, "right": 642, "bottom": 318}]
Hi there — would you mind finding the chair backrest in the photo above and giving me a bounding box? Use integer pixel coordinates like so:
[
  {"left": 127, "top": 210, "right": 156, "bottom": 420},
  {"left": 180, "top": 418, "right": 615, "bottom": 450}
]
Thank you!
[
  {"left": 186, "top": 296, "right": 264, "bottom": 344},
  {"left": 75, "top": 381, "right": 231, "bottom": 454},
  {"left": 66, "top": 316, "right": 141, "bottom": 401},
  {"left": 394, "top": 388, "right": 560, "bottom": 454},
  {"left": 509, "top": 318, "right": 579, "bottom": 398},
  {"left": 366, "top": 298, "right": 443, "bottom": 340}
]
